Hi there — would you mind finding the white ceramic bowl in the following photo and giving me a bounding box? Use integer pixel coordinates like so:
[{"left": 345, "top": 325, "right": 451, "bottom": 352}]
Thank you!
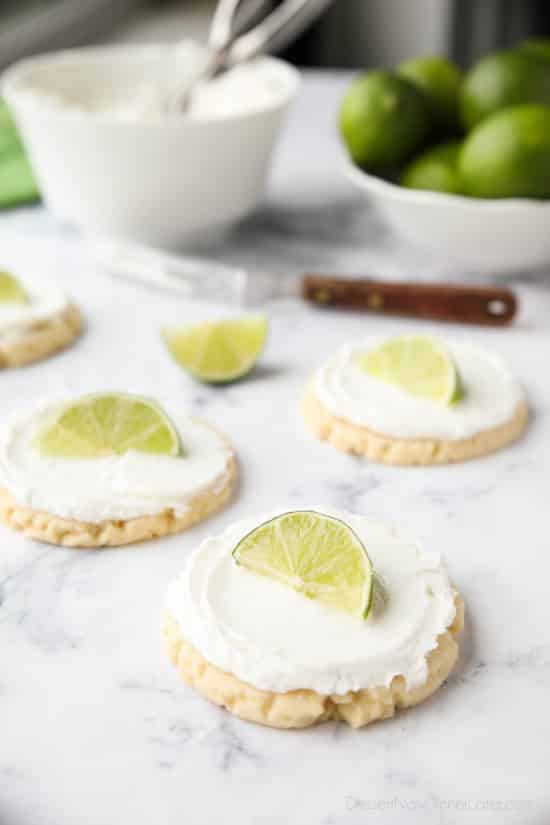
[
  {"left": 346, "top": 161, "right": 550, "bottom": 275},
  {"left": 1, "top": 46, "right": 300, "bottom": 248}
]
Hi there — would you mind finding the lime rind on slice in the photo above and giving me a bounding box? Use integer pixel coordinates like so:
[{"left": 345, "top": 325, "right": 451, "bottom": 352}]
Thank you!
[
  {"left": 36, "top": 393, "right": 181, "bottom": 459},
  {"left": 357, "top": 335, "right": 463, "bottom": 405},
  {"left": 233, "top": 510, "right": 374, "bottom": 620},
  {"left": 163, "top": 314, "right": 268, "bottom": 384},
  {"left": 0, "top": 270, "right": 28, "bottom": 304}
]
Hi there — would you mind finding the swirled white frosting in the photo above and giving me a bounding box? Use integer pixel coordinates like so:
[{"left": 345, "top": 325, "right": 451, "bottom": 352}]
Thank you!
[
  {"left": 312, "top": 339, "right": 524, "bottom": 440},
  {"left": 165, "top": 509, "right": 457, "bottom": 695},
  {"left": 0, "top": 273, "right": 69, "bottom": 343},
  {"left": 0, "top": 399, "right": 233, "bottom": 522}
]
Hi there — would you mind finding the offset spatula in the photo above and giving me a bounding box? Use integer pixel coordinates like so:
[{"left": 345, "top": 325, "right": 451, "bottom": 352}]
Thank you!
[{"left": 95, "top": 241, "right": 517, "bottom": 326}]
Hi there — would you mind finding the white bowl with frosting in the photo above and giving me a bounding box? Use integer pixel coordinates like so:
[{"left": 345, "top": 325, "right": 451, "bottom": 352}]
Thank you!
[{"left": 1, "top": 42, "right": 300, "bottom": 248}]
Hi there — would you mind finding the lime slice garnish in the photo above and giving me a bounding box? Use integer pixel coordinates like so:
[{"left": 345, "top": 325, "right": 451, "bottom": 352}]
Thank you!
[
  {"left": 0, "top": 270, "right": 28, "bottom": 304},
  {"left": 36, "top": 393, "right": 180, "bottom": 459},
  {"left": 233, "top": 510, "right": 374, "bottom": 619},
  {"left": 163, "top": 315, "right": 267, "bottom": 384},
  {"left": 357, "top": 335, "right": 462, "bottom": 404}
]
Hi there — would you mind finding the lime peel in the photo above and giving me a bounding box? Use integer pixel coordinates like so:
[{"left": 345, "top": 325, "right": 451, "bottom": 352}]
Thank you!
[
  {"left": 233, "top": 510, "right": 374, "bottom": 620},
  {"left": 35, "top": 393, "right": 181, "bottom": 459}
]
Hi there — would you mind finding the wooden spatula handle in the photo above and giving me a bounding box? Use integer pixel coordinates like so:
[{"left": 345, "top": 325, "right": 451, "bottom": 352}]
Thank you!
[{"left": 301, "top": 275, "right": 517, "bottom": 326}]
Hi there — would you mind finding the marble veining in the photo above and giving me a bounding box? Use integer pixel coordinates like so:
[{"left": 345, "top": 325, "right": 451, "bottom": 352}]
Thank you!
[{"left": 1, "top": 73, "right": 549, "bottom": 825}]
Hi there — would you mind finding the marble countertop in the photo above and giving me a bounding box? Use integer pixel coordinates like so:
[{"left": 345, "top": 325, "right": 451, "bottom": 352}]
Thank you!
[{"left": 1, "top": 73, "right": 549, "bottom": 825}]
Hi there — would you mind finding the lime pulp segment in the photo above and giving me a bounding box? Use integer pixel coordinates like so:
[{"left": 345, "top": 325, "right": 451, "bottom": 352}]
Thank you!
[
  {"left": 233, "top": 511, "right": 374, "bottom": 619},
  {"left": 357, "top": 335, "right": 462, "bottom": 404},
  {"left": 163, "top": 315, "right": 267, "bottom": 383},
  {"left": 36, "top": 393, "right": 181, "bottom": 459}
]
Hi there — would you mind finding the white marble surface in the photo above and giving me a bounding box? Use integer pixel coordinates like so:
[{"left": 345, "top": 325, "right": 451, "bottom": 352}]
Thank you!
[{"left": 1, "top": 74, "right": 550, "bottom": 825}]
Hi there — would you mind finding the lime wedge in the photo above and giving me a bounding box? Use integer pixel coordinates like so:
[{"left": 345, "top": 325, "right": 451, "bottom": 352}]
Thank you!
[
  {"left": 0, "top": 270, "right": 28, "bottom": 304},
  {"left": 163, "top": 315, "right": 267, "bottom": 383},
  {"left": 233, "top": 511, "right": 374, "bottom": 619},
  {"left": 357, "top": 335, "right": 462, "bottom": 404},
  {"left": 36, "top": 393, "right": 180, "bottom": 459}
]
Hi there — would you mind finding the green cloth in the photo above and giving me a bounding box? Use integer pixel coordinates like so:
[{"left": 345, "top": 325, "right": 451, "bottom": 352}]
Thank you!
[{"left": 0, "top": 99, "right": 40, "bottom": 209}]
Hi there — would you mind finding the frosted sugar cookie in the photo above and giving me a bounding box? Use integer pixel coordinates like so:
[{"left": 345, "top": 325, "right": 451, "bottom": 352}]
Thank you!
[
  {"left": 164, "top": 509, "right": 463, "bottom": 729},
  {"left": 0, "top": 269, "right": 82, "bottom": 368},
  {"left": 302, "top": 335, "right": 527, "bottom": 465},
  {"left": 0, "top": 393, "right": 236, "bottom": 547}
]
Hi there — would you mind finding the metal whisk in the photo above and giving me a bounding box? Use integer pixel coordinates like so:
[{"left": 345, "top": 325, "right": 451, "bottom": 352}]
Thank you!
[{"left": 173, "top": 0, "right": 335, "bottom": 111}]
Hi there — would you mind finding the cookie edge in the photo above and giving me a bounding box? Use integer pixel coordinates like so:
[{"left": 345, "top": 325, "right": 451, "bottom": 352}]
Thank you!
[
  {"left": 301, "top": 386, "right": 528, "bottom": 465},
  {"left": 0, "top": 304, "right": 83, "bottom": 368},
  {"left": 163, "top": 595, "right": 464, "bottom": 729},
  {"left": 0, "top": 451, "right": 238, "bottom": 548}
]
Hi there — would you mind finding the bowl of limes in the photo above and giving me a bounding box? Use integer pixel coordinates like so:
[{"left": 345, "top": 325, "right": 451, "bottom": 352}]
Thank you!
[{"left": 340, "top": 41, "right": 550, "bottom": 274}]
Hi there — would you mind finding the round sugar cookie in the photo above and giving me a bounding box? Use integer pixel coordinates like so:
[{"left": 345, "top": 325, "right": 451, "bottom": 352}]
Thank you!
[
  {"left": 0, "top": 397, "right": 237, "bottom": 548},
  {"left": 163, "top": 509, "right": 464, "bottom": 729},
  {"left": 302, "top": 338, "right": 528, "bottom": 465},
  {"left": 0, "top": 303, "right": 83, "bottom": 368},
  {"left": 163, "top": 597, "right": 464, "bottom": 730},
  {"left": 301, "top": 388, "right": 528, "bottom": 466},
  {"left": 0, "top": 456, "right": 237, "bottom": 548}
]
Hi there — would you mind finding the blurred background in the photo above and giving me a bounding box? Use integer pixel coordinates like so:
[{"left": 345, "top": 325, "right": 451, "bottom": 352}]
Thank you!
[{"left": 1, "top": 0, "right": 549, "bottom": 72}]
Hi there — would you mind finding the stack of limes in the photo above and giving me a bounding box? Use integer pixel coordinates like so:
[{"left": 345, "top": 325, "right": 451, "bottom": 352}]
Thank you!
[{"left": 340, "top": 39, "right": 550, "bottom": 199}]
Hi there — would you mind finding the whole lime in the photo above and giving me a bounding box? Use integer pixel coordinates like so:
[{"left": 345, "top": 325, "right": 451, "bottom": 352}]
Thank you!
[
  {"left": 459, "top": 104, "right": 550, "bottom": 198},
  {"left": 398, "top": 56, "right": 462, "bottom": 135},
  {"left": 400, "top": 141, "right": 463, "bottom": 194},
  {"left": 339, "top": 71, "right": 430, "bottom": 169},
  {"left": 461, "top": 49, "right": 550, "bottom": 129},
  {"left": 518, "top": 38, "right": 550, "bottom": 62}
]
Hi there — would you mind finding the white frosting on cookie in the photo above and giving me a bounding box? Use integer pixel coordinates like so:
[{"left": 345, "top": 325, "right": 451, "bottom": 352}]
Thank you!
[
  {"left": 0, "top": 273, "right": 70, "bottom": 343},
  {"left": 0, "top": 399, "right": 233, "bottom": 522},
  {"left": 312, "top": 339, "right": 524, "bottom": 440},
  {"left": 165, "top": 509, "right": 457, "bottom": 695}
]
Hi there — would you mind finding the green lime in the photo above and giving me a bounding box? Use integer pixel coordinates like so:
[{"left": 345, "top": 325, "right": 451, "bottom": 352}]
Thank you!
[
  {"left": 459, "top": 103, "right": 550, "bottom": 198},
  {"left": 339, "top": 70, "right": 430, "bottom": 169},
  {"left": 163, "top": 315, "right": 267, "bottom": 384},
  {"left": 233, "top": 510, "right": 374, "bottom": 619},
  {"left": 518, "top": 38, "right": 550, "bottom": 62},
  {"left": 0, "top": 270, "right": 28, "bottom": 304},
  {"left": 461, "top": 49, "right": 550, "bottom": 130},
  {"left": 398, "top": 56, "right": 463, "bottom": 135},
  {"left": 36, "top": 393, "right": 180, "bottom": 458},
  {"left": 400, "top": 141, "right": 463, "bottom": 194},
  {"left": 357, "top": 335, "right": 462, "bottom": 404}
]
